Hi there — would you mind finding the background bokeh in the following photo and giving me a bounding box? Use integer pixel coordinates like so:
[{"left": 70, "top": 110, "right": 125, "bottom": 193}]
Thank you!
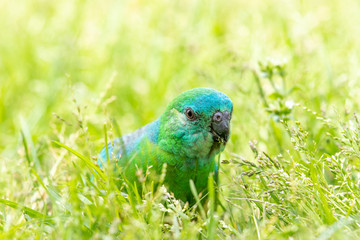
[{"left": 1, "top": 0, "right": 360, "bottom": 238}]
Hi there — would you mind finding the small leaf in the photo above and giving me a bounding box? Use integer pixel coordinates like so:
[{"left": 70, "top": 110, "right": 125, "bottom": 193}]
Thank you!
[{"left": 268, "top": 92, "right": 284, "bottom": 100}]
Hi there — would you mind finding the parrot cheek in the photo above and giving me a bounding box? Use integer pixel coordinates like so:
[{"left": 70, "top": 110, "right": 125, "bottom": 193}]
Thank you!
[{"left": 183, "top": 131, "right": 213, "bottom": 159}]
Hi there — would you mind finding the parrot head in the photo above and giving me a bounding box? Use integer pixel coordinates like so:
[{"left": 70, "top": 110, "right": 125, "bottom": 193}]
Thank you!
[{"left": 158, "top": 88, "right": 233, "bottom": 160}]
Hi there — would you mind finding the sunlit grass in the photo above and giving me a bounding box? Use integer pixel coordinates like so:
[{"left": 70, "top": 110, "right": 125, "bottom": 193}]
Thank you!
[{"left": 1, "top": 0, "right": 360, "bottom": 238}]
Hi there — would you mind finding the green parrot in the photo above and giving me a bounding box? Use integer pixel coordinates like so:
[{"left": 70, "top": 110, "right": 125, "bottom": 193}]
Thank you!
[{"left": 99, "top": 88, "right": 233, "bottom": 203}]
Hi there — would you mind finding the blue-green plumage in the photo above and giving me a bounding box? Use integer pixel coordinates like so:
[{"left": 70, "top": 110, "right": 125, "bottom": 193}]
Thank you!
[
  {"left": 99, "top": 88, "right": 233, "bottom": 202},
  {"left": 99, "top": 119, "right": 160, "bottom": 166}
]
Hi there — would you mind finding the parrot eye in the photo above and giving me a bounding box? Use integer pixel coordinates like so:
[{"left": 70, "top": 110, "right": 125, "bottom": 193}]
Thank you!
[{"left": 185, "top": 108, "right": 196, "bottom": 120}]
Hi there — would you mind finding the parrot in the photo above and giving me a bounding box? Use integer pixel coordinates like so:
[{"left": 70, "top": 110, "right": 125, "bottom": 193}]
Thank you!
[{"left": 98, "top": 87, "right": 233, "bottom": 203}]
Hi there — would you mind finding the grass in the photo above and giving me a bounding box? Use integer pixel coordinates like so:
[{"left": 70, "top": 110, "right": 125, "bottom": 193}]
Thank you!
[{"left": 1, "top": 0, "right": 360, "bottom": 238}]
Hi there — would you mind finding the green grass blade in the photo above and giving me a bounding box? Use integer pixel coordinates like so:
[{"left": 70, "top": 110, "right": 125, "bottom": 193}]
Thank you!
[
  {"left": 207, "top": 173, "right": 217, "bottom": 240},
  {"left": 189, "top": 180, "right": 206, "bottom": 220},
  {"left": 0, "top": 199, "right": 54, "bottom": 226},
  {"left": 51, "top": 140, "right": 107, "bottom": 182},
  {"left": 104, "top": 122, "right": 110, "bottom": 163}
]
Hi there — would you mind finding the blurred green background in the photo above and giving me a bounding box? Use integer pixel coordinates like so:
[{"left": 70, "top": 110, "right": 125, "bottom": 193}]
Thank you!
[
  {"left": 1, "top": 0, "right": 360, "bottom": 238},
  {"left": 1, "top": 0, "right": 359, "bottom": 154}
]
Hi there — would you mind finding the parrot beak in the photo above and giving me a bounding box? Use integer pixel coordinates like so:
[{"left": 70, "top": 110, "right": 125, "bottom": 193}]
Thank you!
[{"left": 210, "top": 111, "right": 230, "bottom": 144}]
